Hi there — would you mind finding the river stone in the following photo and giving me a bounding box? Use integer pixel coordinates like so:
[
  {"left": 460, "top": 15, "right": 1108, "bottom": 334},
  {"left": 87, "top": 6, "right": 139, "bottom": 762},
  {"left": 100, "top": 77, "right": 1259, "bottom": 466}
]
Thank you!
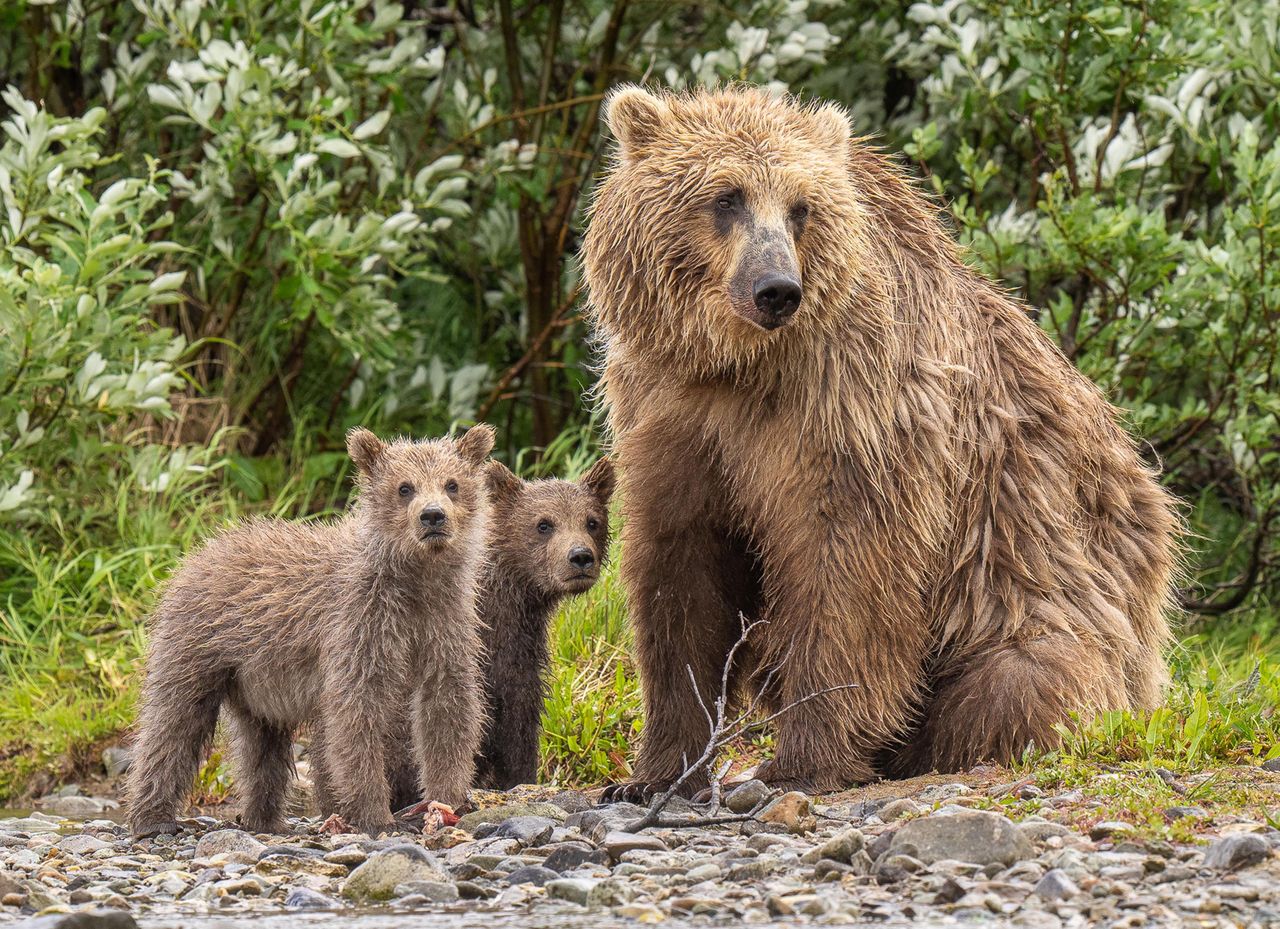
[
  {"left": 1034, "top": 868, "right": 1079, "bottom": 901},
  {"left": 505, "top": 866, "right": 559, "bottom": 886},
  {"left": 878, "top": 799, "right": 923, "bottom": 821},
  {"left": 542, "top": 843, "right": 608, "bottom": 872},
  {"left": 393, "top": 880, "right": 459, "bottom": 902},
  {"left": 0, "top": 817, "right": 62, "bottom": 835},
  {"left": 759, "top": 792, "right": 816, "bottom": 833},
  {"left": 323, "top": 845, "right": 368, "bottom": 866},
  {"left": 39, "top": 796, "right": 119, "bottom": 817},
  {"left": 800, "top": 828, "right": 865, "bottom": 864},
  {"left": 59, "top": 835, "right": 111, "bottom": 856},
  {"left": 486, "top": 816, "right": 555, "bottom": 847},
  {"left": 603, "top": 831, "right": 666, "bottom": 859},
  {"left": 1202, "top": 834, "right": 1270, "bottom": 870},
  {"left": 725, "top": 780, "right": 772, "bottom": 813},
  {"left": 194, "top": 830, "right": 266, "bottom": 860},
  {"left": 284, "top": 887, "right": 340, "bottom": 909},
  {"left": 456, "top": 803, "right": 567, "bottom": 834},
  {"left": 1019, "top": 821, "right": 1072, "bottom": 841},
  {"left": 101, "top": 747, "right": 132, "bottom": 778},
  {"left": 20, "top": 912, "right": 139, "bottom": 929},
  {"left": 548, "top": 791, "right": 592, "bottom": 814},
  {"left": 341, "top": 846, "right": 449, "bottom": 901},
  {"left": 546, "top": 877, "right": 598, "bottom": 905},
  {"left": 889, "top": 810, "right": 1032, "bottom": 866},
  {"left": 1089, "top": 821, "right": 1135, "bottom": 840}
]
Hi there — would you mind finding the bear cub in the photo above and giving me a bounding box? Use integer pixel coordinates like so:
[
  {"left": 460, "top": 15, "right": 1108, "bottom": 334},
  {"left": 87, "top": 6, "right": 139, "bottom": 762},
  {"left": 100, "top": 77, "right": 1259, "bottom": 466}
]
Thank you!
[
  {"left": 476, "top": 456, "right": 615, "bottom": 789},
  {"left": 126, "top": 425, "right": 494, "bottom": 836}
]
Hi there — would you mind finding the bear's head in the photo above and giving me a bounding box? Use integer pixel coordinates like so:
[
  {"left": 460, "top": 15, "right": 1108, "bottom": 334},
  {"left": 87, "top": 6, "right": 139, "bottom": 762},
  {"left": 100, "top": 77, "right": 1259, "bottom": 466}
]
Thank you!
[
  {"left": 346, "top": 424, "right": 495, "bottom": 561},
  {"left": 485, "top": 456, "right": 614, "bottom": 596},
  {"left": 583, "top": 85, "right": 867, "bottom": 372}
]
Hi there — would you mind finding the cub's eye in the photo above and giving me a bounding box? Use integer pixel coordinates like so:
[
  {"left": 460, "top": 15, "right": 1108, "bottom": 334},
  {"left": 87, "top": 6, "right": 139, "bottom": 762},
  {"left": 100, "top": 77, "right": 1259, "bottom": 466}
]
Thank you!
[
  {"left": 445, "top": 479, "right": 459, "bottom": 494},
  {"left": 586, "top": 517, "right": 600, "bottom": 532},
  {"left": 398, "top": 483, "right": 413, "bottom": 497},
  {"left": 537, "top": 520, "right": 553, "bottom": 534},
  {"left": 790, "top": 202, "right": 810, "bottom": 224}
]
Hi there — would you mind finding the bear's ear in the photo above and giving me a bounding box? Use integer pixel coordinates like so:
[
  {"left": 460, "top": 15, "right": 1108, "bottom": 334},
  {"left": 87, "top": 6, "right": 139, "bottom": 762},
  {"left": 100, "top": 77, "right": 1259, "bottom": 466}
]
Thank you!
[
  {"left": 809, "top": 101, "right": 852, "bottom": 154},
  {"left": 485, "top": 460, "right": 522, "bottom": 510},
  {"left": 455, "top": 423, "right": 496, "bottom": 466},
  {"left": 581, "top": 455, "right": 616, "bottom": 506},
  {"left": 346, "top": 427, "right": 386, "bottom": 473},
  {"left": 604, "top": 85, "right": 668, "bottom": 159}
]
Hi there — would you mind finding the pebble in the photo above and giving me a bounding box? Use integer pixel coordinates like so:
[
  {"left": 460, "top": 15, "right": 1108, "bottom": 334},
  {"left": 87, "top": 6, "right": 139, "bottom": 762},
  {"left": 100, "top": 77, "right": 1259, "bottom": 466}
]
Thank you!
[
  {"left": 1035, "top": 868, "right": 1080, "bottom": 901},
  {"left": 1091, "top": 821, "right": 1136, "bottom": 840},
  {"left": 879, "top": 798, "right": 923, "bottom": 821},
  {"left": 800, "top": 827, "right": 865, "bottom": 864},
  {"left": 484, "top": 816, "right": 555, "bottom": 847},
  {"left": 504, "top": 865, "right": 558, "bottom": 886},
  {"left": 545, "top": 876, "right": 597, "bottom": 904},
  {"left": 284, "top": 886, "right": 340, "bottom": 908},
  {"left": 341, "top": 846, "right": 449, "bottom": 901},
  {"left": 541, "top": 842, "right": 608, "bottom": 871},
  {"left": 194, "top": 830, "right": 266, "bottom": 860},
  {"left": 1202, "top": 834, "right": 1270, "bottom": 870},
  {"left": 889, "top": 809, "right": 1033, "bottom": 866},
  {"left": 602, "top": 831, "right": 666, "bottom": 859},
  {"left": 724, "top": 779, "right": 772, "bottom": 813}
]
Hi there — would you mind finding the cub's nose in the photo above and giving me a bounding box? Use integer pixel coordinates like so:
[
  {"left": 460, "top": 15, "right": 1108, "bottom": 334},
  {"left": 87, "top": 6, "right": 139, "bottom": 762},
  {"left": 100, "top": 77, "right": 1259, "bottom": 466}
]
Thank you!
[
  {"left": 753, "top": 273, "right": 802, "bottom": 322},
  {"left": 568, "top": 547, "right": 595, "bottom": 570},
  {"left": 420, "top": 506, "right": 447, "bottom": 528}
]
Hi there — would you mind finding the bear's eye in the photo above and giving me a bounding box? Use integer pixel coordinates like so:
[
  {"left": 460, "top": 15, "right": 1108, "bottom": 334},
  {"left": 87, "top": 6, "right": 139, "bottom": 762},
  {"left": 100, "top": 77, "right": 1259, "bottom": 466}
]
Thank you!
[
  {"left": 537, "top": 519, "right": 554, "bottom": 534},
  {"left": 586, "top": 517, "right": 599, "bottom": 532},
  {"left": 398, "top": 483, "right": 413, "bottom": 497},
  {"left": 790, "top": 202, "right": 810, "bottom": 225},
  {"left": 714, "top": 190, "right": 741, "bottom": 212},
  {"left": 445, "top": 479, "right": 459, "bottom": 494}
]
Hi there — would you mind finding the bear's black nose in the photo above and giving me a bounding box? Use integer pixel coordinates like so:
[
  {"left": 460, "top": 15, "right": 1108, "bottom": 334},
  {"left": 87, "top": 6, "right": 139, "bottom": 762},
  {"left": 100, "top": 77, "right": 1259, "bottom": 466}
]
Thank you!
[
  {"left": 568, "top": 547, "right": 595, "bottom": 570},
  {"left": 753, "top": 273, "right": 802, "bottom": 321},
  {"left": 420, "top": 506, "right": 447, "bottom": 528}
]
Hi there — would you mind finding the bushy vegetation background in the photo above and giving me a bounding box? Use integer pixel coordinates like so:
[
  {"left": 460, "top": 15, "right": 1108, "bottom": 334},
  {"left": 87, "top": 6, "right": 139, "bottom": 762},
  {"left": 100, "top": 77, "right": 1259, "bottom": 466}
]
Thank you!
[{"left": 1, "top": 0, "right": 1278, "bottom": 802}]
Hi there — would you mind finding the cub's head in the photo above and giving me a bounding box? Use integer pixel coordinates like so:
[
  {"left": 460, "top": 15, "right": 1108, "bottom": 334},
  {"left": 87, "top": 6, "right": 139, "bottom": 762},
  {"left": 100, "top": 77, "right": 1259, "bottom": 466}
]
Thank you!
[
  {"left": 346, "top": 424, "right": 495, "bottom": 559},
  {"left": 583, "top": 85, "right": 866, "bottom": 371},
  {"left": 486, "top": 456, "right": 615, "bottom": 597}
]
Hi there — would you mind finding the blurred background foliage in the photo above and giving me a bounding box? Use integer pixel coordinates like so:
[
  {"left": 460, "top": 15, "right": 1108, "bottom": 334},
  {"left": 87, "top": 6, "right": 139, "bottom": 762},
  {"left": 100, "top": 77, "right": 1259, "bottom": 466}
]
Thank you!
[{"left": 1, "top": 0, "right": 1278, "bottom": 798}]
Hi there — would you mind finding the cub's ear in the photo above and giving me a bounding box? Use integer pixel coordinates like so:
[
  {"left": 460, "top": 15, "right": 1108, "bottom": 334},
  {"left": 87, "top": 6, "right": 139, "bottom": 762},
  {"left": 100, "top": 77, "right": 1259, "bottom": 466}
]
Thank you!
[
  {"left": 346, "top": 427, "right": 386, "bottom": 472},
  {"left": 809, "top": 101, "right": 852, "bottom": 153},
  {"left": 604, "top": 85, "right": 668, "bottom": 159},
  {"left": 456, "top": 423, "right": 496, "bottom": 466},
  {"left": 485, "top": 460, "right": 522, "bottom": 509},
  {"left": 581, "top": 455, "right": 616, "bottom": 506}
]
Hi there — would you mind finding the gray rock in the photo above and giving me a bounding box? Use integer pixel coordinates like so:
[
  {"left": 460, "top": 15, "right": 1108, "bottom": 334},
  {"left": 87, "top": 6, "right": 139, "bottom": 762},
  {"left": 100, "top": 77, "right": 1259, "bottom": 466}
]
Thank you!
[
  {"left": 875, "top": 853, "right": 924, "bottom": 883},
  {"left": 1262, "top": 758, "right": 1280, "bottom": 773},
  {"left": 878, "top": 799, "right": 922, "bottom": 821},
  {"left": 801, "top": 827, "right": 864, "bottom": 864},
  {"left": 1202, "top": 834, "right": 1270, "bottom": 870},
  {"left": 548, "top": 791, "right": 592, "bottom": 814},
  {"left": 1019, "top": 820, "right": 1072, "bottom": 841},
  {"left": 37, "top": 795, "right": 119, "bottom": 816},
  {"left": 20, "top": 913, "right": 138, "bottom": 929},
  {"left": 194, "top": 830, "right": 266, "bottom": 860},
  {"left": 59, "top": 834, "right": 111, "bottom": 855},
  {"left": 323, "top": 844, "right": 368, "bottom": 866},
  {"left": 1089, "top": 821, "right": 1135, "bottom": 840},
  {"left": 341, "top": 846, "right": 449, "bottom": 901},
  {"left": 1034, "top": 868, "right": 1079, "bottom": 901},
  {"left": 546, "top": 877, "right": 598, "bottom": 904},
  {"left": 889, "top": 810, "right": 1033, "bottom": 866},
  {"left": 456, "top": 803, "right": 567, "bottom": 834},
  {"left": 101, "top": 747, "right": 133, "bottom": 779},
  {"left": 393, "top": 880, "right": 459, "bottom": 902},
  {"left": 916, "top": 783, "right": 973, "bottom": 803},
  {"left": 257, "top": 845, "right": 324, "bottom": 861},
  {"left": 1164, "top": 806, "right": 1207, "bottom": 822},
  {"left": 725, "top": 779, "right": 772, "bottom": 813},
  {"left": 284, "top": 887, "right": 340, "bottom": 909},
  {"left": 486, "top": 816, "right": 555, "bottom": 847},
  {"left": 602, "top": 831, "right": 666, "bottom": 859},
  {"left": 505, "top": 866, "right": 559, "bottom": 886},
  {"left": 542, "top": 843, "right": 608, "bottom": 872},
  {"left": 586, "top": 878, "right": 632, "bottom": 908},
  {"left": 0, "top": 816, "right": 62, "bottom": 834}
]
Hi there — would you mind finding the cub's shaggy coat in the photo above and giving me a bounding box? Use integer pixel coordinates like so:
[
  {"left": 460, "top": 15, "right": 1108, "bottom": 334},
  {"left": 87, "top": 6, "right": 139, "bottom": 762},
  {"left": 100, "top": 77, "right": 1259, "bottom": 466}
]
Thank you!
[
  {"left": 126, "top": 426, "right": 494, "bottom": 835},
  {"left": 582, "top": 86, "right": 1179, "bottom": 796}
]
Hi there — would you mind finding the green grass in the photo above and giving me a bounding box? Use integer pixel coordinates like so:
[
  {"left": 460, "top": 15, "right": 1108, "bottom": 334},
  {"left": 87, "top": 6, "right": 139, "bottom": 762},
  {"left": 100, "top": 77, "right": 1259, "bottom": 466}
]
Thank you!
[{"left": 3, "top": 463, "right": 1279, "bottom": 805}]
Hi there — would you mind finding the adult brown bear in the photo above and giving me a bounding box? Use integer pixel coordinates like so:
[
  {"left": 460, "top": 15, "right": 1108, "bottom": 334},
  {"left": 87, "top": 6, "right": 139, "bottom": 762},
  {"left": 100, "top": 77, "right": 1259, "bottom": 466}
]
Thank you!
[{"left": 581, "top": 85, "right": 1179, "bottom": 797}]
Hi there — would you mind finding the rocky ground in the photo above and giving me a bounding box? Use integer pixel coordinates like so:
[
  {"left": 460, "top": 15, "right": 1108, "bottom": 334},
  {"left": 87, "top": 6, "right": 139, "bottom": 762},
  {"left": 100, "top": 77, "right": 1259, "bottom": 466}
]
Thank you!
[{"left": 1, "top": 770, "right": 1278, "bottom": 928}]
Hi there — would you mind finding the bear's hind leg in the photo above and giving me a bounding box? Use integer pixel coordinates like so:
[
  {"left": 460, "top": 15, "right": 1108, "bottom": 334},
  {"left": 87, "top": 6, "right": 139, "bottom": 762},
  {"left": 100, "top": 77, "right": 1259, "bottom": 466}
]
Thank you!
[
  {"left": 228, "top": 707, "right": 295, "bottom": 833},
  {"left": 898, "top": 633, "right": 1123, "bottom": 775},
  {"left": 126, "top": 671, "right": 226, "bottom": 835}
]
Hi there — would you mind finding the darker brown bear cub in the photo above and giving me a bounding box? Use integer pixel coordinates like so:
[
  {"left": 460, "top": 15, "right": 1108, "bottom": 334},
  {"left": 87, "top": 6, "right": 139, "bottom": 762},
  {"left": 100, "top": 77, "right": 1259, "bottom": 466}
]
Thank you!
[
  {"left": 475, "top": 456, "right": 615, "bottom": 789},
  {"left": 583, "top": 86, "right": 1179, "bottom": 799},
  {"left": 126, "top": 426, "right": 494, "bottom": 836}
]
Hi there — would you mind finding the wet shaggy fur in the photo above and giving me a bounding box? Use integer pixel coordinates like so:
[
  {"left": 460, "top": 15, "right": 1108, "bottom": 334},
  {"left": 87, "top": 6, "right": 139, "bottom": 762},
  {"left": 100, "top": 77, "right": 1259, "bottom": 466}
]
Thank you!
[
  {"left": 310, "top": 456, "right": 616, "bottom": 806},
  {"left": 126, "top": 426, "right": 495, "bottom": 835},
  {"left": 581, "top": 86, "right": 1180, "bottom": 796},
  {"left": 475, "top": 456, "right": 615, "bottom": 789}
]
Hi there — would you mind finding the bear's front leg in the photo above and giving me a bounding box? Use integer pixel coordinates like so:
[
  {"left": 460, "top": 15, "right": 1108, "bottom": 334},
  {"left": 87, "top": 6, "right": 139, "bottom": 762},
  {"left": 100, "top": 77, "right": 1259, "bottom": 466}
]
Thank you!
[{"left": 413, "top": 658, "right": 483, "bottom": 809}]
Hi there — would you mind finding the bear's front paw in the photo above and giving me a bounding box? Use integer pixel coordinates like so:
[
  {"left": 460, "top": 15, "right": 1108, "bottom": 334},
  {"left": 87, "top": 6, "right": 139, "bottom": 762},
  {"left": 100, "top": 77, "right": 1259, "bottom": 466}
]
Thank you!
[{"left": 600, "top": 780, "right": 666, "bottom": 804}]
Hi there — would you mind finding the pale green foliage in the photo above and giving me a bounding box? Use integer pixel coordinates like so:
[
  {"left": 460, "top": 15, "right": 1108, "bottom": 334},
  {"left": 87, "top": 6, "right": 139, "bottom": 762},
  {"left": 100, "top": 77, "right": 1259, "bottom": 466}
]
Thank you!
[{"left": 0, "top": 88, "right": 189, "bottom": 520}]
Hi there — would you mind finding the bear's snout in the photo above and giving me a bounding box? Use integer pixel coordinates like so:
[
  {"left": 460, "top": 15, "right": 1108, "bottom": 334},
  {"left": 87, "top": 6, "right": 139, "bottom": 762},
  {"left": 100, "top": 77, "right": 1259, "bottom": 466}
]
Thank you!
[{"left": 753, "top": 272, "right": 803, "bottom": 327}]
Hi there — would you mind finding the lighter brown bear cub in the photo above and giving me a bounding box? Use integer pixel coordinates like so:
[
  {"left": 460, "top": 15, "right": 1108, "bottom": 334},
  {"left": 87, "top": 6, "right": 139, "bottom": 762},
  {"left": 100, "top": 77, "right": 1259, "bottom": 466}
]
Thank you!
[
  {"left": 582, "top": 86, "right": 1179, "bottom": 798},
  {"left": 126, "top": 426, "right": 494, "bottom": 836}
]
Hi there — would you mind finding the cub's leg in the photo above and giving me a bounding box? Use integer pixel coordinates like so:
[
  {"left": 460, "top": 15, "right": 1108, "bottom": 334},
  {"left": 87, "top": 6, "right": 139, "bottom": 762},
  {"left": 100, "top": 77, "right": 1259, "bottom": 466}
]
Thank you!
[
  {"left": 323, "top": 681, "right": 396, "bottom": 833},
  {"left": 414, "top": 660, "right": 484, "bottom": 808},
  {"left": 127, "top": 664, "right": 228, "bottom": 835},
  {"left": 227, "top": 704, "right": 295, "bottom": 833},
  {"left": 481, "top": 646, "right": 546, "bottom": 789},
  {"left": 305, "top": 725, "right": 338, "bottom": 817},
  {"left": 895, "top": 632, "right": 1124, "bottom": 775},
  {"left": 309, "top": 724, "right": 416, "bottom": 816}
]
